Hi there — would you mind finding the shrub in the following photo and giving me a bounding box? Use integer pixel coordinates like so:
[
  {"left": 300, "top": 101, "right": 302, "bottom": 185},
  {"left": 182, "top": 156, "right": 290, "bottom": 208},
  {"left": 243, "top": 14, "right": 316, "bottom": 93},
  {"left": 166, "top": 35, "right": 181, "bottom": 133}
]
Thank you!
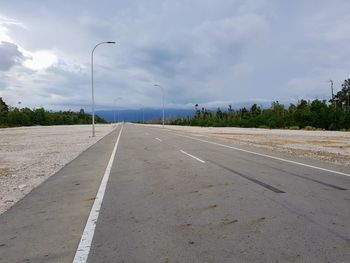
[
  {"left": 289, "top": 126, "right": 300, "bottom": 130},
  {"left": 303, "top": 126, "right": 316, "bottom": 130}
]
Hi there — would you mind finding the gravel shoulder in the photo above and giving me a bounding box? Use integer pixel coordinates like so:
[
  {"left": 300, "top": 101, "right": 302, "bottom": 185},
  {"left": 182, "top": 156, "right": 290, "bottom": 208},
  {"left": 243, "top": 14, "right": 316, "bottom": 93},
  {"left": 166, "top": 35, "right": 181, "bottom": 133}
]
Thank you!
[
  {"left": 0, "top": 124, "right": 116, "bottom": 215},
  {"left": 150, "top": 125, "right": 350, "bottom": 167}
]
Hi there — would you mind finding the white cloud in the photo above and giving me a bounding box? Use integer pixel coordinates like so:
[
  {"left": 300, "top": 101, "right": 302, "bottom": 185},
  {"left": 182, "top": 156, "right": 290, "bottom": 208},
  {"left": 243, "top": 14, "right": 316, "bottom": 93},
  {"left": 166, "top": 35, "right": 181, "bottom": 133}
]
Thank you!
[{"left": 22, "top": 50, "right": 57, "bottom": 71}]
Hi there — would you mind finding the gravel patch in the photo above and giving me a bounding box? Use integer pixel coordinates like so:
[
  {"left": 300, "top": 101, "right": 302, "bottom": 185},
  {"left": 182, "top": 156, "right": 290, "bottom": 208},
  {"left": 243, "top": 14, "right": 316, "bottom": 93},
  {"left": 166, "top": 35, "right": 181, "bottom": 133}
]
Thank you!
[
  {"left": 151, "top": 125, "right": 350, "bottom": 167},
  {"left": 0, "top": 124, "right": 116, "bottom": 215}
]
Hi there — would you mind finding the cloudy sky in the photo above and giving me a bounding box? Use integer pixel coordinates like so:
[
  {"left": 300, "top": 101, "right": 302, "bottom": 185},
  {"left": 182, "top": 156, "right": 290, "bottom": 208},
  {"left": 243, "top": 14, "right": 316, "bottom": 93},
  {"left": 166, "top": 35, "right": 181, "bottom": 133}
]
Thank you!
[{"left": 0, "top": 0, "right": 349, "bottom": 111}]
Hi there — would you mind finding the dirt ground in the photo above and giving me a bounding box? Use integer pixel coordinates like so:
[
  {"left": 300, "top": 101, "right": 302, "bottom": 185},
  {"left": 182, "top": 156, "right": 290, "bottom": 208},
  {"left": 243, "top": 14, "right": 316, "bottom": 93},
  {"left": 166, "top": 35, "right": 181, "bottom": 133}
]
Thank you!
[
  {"left": 158, "top": 125, "right": 350, "bottom": 166},
  {"left": 0, "top": 124, "right": 116, "bottom": 215}
]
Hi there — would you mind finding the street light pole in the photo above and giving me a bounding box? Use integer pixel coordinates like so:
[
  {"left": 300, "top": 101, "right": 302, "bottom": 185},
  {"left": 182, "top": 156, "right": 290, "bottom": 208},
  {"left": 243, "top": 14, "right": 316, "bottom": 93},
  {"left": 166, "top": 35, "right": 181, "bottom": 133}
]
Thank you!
[
  {"left": 154, "top": 84, "right": 164, "bottom": 128},
  {"left": 113, "top": 97, "right": 121, "bottom": 124},
  {"left": 113, "top": 98, "right": 116, "bottom": 124},
  {"left": 91, "top": 41, "right": 116, "bottom": 137},
  {"left": 329, "top": 79, "right": 334, "bottom": 107},
  {"left": 139, "top": 104, "right": 145, "bottom": 124}
]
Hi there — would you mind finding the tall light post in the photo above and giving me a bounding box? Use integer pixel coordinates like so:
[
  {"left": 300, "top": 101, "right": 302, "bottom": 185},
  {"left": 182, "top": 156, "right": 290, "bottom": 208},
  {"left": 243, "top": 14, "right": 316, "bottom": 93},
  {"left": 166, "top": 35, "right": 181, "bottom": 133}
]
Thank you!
[
  {"left": 139, "top": 104, "right": 145, "bottom": 124},
  {"left": 114, "top": 97, "right": 122, "bottom": 123},
  {"left": 329, "top": 79, "right": 334, "bottom": 107},
  {"left": 154, "top": 84, "right": 164, "bottom": 128},
  {"left": 113, "top": 101, "right": 116, "bottom": 123},
  {"left": 91, "top": 41, "right": 116, "bottom": 137}
]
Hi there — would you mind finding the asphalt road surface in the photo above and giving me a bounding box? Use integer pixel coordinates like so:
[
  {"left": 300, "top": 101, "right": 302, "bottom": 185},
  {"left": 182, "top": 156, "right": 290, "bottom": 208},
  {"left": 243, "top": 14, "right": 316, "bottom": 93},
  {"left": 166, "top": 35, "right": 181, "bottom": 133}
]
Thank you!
[{"left": 0, "top": 123, "right": 349, "bottom": 263}]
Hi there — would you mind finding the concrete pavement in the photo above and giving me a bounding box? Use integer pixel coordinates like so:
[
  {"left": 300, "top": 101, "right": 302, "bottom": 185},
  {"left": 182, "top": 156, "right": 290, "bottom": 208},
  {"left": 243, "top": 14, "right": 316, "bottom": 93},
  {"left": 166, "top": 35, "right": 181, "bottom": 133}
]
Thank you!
[
  {"left": 88, "top": 124, "right": 349, "bottom": 262},
  {"left": 0, "top": 123, "right": 349, "bottom": 262}
]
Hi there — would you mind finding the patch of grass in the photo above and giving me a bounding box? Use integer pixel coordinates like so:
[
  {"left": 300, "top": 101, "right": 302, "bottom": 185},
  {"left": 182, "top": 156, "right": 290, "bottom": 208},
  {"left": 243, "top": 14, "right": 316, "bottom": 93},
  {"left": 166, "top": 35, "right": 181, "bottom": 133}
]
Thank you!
[
  {"left": 289, "top": 126, "right": 300, "bottom": 130},
  {"left": 303, "top": 126, "right": 317, "bottom": 131}
]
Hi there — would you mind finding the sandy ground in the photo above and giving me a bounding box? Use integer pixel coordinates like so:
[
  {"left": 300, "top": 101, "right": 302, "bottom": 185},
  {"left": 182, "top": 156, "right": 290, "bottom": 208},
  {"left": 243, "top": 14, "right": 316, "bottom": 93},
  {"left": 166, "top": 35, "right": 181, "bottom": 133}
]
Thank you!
[
  {"left": 0, "top": 124, "right": 116, "bottom": 215},
  {"left": 152, "top": 125, "right": 350, "bottom": 166}
]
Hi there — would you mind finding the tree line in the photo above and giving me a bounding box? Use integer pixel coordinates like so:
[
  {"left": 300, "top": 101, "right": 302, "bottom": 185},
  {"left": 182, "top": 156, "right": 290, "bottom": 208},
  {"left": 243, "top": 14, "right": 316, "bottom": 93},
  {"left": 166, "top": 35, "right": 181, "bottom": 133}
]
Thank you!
[
  {"left": 171, "top": 79, "right": 350, "bottom": 131},
  {"left": 0, "top": 98, "right": 106, "bottom": 127}
]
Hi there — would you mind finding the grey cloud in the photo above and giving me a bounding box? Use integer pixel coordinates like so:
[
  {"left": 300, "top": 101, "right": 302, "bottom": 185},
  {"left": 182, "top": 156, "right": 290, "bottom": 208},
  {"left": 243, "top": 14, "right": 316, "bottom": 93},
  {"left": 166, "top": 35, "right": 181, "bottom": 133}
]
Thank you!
[
  {"left": 0, "top": 0, "right": 350, "bottom": 110},
  {"left": 0, "top": 41, "right": 24, "bottom": 71}
]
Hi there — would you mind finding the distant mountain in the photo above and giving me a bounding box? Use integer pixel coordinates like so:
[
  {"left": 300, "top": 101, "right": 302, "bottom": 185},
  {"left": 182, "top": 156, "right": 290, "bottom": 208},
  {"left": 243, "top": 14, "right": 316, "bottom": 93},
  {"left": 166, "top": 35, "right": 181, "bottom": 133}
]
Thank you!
[{"left": 95, "top": 108, "right": 195, "bottom": 122}]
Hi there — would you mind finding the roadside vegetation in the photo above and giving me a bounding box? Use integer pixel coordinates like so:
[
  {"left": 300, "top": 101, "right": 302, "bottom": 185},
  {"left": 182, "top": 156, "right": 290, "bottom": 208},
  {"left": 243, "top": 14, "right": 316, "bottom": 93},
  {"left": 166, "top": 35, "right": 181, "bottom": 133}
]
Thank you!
[
  {"left": 0, "top": 98, "right": 106, "bottom": 127},
  {"left": 171, "top": 79, "right": 350, "bottom": 131}
]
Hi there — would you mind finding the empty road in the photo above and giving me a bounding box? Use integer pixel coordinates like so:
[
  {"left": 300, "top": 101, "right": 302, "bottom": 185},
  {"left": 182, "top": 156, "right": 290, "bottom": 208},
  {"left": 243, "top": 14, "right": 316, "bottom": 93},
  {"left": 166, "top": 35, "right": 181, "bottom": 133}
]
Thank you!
[{"left": 0, "top": 123, "right": 349, "bottom": 262}]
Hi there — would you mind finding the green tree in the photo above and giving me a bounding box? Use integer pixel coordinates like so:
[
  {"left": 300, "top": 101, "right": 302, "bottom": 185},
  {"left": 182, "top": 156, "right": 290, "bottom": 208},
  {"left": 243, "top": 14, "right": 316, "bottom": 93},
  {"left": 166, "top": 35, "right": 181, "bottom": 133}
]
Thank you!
[
  {"left": 228, "top": 104, "right": 234, "bottom": 119},
  {"left": 194, "top": 104, "right": 200, "bottom": 119},
  {"left": 335, "top": 79, "right": 350, "bottom": 109},
  {"left": 0, "top": 98, "right": 105, "bottom": 127},
  {"left": 310, "top": 100, "right": 329, "bottom": 129},
  {"left": 0, "top": 97, "right": 9, "bottom": 125},
  {"left": 293, "top": 100, "right": 312, "bottom": 128},
  {"left": 216, "top": 108, "right": 223, "bottom": 119},
  {"left": 250, "top": 104, "right": 261, "bottom": 117},
  {"left": 172, "top": 96, "right": 350, "bottom": 131}
]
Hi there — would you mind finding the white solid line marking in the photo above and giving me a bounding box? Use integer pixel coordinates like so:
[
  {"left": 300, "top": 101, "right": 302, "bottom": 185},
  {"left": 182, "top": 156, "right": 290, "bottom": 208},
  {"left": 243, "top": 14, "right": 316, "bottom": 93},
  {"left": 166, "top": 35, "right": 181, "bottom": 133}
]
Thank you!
[
  {"left": 180, "top": 150, "right": 206, "bottom": 163},
  {"left": 155, "top": 137, "right": 162, "bottom": 142},
  {"left": 175, "top": 133, "right": 350, "bottom": 177},
  {"left": 73, "top": 126, "right": 123, "bottom": 263}
]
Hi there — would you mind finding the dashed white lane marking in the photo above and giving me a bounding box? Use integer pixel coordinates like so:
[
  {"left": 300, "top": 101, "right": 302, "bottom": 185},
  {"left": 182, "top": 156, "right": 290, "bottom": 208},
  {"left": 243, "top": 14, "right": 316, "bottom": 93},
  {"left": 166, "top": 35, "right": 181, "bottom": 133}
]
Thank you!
[
  {"left": 155, "top": 137, "right": 162, "bottom": 142},
  {"left": 73, "top": 126, "right": 123, "bottom": 263},
  {"left": 174, "top": 133, "right": 350, "bottom": 177},
  {"left": 180, "top": 150, "right": 206, "bottom": 163}
]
